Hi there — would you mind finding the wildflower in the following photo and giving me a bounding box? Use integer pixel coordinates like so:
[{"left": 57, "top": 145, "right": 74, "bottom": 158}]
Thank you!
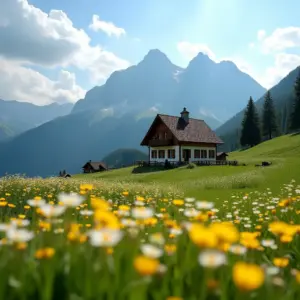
[
  {"left": 164, "top": 244, "right": 176, "bottom": 255},
  {"left": 80, "top": 210, "right": 94, "bottom": 216},
  {"left": 210, "top": 222, "right": 239, "bottom": 244},
  {"left": 0, "top": 202, "right": 7, "bottom": 207},
  {"left": 196, "top": 201, "right": 214, "bottom": 210},
  {"left": 273, "top": 257, "right": 289, "bottom": 268},
  {"left": 122, "top": 191, "right": 129, "bottom": 196},
  {"left": 6, "top": 227, "right": 34, "bottom": 243},
  {"left": 149, "top": 233, "right": 165, "bottom": 245},
  {"left": 198, "top": 250, "right": 227, "bottom": 268},
  {"left": 27, "top": 198, "right": 46, "bottom": 207},
  {"left": 141, "top": 244, "right": 163, "bottom": 258},
  {"left": 233, "top": 262, "right": 264, "bottom": 291},
  {"left": 58, "top": 192, "right": 84, "bottom": 207},
  {"left": 261, "top": 239, "right": 275, "bottom": 247},
  {"left": 94, "top": 210, "right": 120, "bottom": 229},
  {"left": 167, "top": 297, "right": 183, "bottom": 300},
  {"left": 229, "top": 244, "right": 247, "bottom": 255},
  {"left": 296, "top": 271, "right": 300, "bottom": 284},
  {"left": 40, "top": 204, "right": 66, "bottom": 218},
  {"left": 173, "top": 199, "right": 184, "bottom": 206},
  {"left": 88, "top": 229, "right": 123, "bottom": 247},
  {"left": 35, "top": 247, "right": 55, "bottom": 259},
  {"left": 134, "top": 255, "right": 159, "bottom": 276},
  {"left": 80, "top": 184, "right": 93, "bottom": 191},
  {"left": 91, "top": 198, "right": 110, "bottom": 211},
  {"left": 189, "top": 224, "right": 217, "bottom": 248},
  {"left": 132, "top": 207, "right": 154, "bottom": 219}
]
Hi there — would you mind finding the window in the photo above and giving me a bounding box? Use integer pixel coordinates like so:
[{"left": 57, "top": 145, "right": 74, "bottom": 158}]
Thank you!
[
  {"left": 201, "top": 150, "right": 207, "bottom": 159},
  {"left": 168, "top": 149, "right": 175, "bottom": 159},
  {"left": 194, "top": 149, "right": 200, "bottom": 159},
  {"left": 209, "top": 150, "right": 215, "bottom": 159},
  {"left": 151, "top": 150, "right": 157, "bottom": 159},
  {"left": 158, "top": 150, "right": 165, "bottom": 159}
]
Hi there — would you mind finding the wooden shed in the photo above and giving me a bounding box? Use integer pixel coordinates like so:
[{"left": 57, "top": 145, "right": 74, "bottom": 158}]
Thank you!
[
  {"left": 82, "top": 160, "right": 108, "bottom": 173},
  {"left": 216, "top": 152, "right": 228, "bottom": 161}
]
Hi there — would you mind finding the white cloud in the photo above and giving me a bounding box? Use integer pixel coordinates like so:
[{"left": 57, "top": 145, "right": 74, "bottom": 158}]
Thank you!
[
  {"left": 257, "top": 29, "right": 266, "bottom": 41},
  {"left": 0, "top": 59, "right": 85, "bottom": 105},
  {"left": 89, "top": 15, "right": 126, "bottom": 38},
  {"left": 0, "top": 0, "right": 130, "bottom": 84},
  {"left": 177, "top": 41, "right": 216, "bottom": 61},
  {"left": 260, "top": 27, "right": 300, "bottom": 53},
  {"left": 261, "top": 53, "right": 300, "bottom": 88}
]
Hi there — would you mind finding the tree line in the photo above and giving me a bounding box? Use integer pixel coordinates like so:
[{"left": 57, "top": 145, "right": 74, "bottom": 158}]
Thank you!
[{"left": 240, "top": 71, "right": 300, "bottom": 148}]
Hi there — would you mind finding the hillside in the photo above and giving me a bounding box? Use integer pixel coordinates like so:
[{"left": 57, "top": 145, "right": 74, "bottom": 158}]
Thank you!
[
  {"left": 0, "top": 99, "right": 73, "bottom": 140},
  {"left": 102, "top": 148, "right": 147, "bottom": 168},
  {"left": 75, "top": 134, "right": 300, "bottom": 199},
  {"left": 0, "top": 50, "right": 266, "bottom": 177},
  {"left": 216, "top": 66, "right": 300, "bottom": 151}
]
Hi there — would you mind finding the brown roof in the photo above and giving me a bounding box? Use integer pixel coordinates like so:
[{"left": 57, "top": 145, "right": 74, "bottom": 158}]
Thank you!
[
  {"left": 82, "top": 161, "right": 108, "bottom": 170},
  {"left": 141, "top": 114, "right": 223, "bottom": 145}
]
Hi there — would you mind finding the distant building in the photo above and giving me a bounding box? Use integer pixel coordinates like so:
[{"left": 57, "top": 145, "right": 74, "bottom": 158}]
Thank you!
[
  {"left": 82, "top": 160, "right": 108, "bottom": 173},
  {"left": 140, "top": 107, "right": 223, "bottom": 163},
  {"left": 216, "top": 152, "right": 228, "bottom": 161}
]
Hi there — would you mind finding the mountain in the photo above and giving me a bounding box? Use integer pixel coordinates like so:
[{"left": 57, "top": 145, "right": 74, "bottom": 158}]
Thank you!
[
  {"left": 0, "top": 99, "right": 74, "bottom": 140},
  {"left": 73, "top": 49, "right": 266, "bottom": 127},
  {"left": 0, "top": 49, "right": 266, "bottom": 177},
  {"left": 102, "top": 148, "right": 147, "bottom": 168},
  {"left": 216, "top": 66, "right": 300, "bottom": 151}
]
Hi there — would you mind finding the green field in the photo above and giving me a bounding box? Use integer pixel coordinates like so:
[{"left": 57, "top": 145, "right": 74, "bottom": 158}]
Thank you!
[
  {"left": 0, "top": 134, "right": 299, "bottom": 299},
  {"left": 75, "top": 134, "right": 300, "bottom": 201}
]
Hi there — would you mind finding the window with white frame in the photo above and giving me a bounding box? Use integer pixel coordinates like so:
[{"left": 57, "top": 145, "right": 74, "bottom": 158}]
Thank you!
[
  {"left": 158, "top": 150, "right": 165, "bottom": 159},
  {"left": 201, "top": 149, "right": 207, "bottom": 159},
  {"left": 151, "top": 150, "right": 157, "bottom": 159},
  {"left": 209, "top": 149, "right": 215, "bottom": 159}
]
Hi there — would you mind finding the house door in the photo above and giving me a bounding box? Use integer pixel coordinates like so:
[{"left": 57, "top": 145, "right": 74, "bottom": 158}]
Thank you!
[{"left": 182, "top": 149, "right": 191, "bottom": 162}]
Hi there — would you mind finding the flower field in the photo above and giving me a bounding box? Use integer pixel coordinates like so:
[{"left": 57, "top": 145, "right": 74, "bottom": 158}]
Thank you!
[{"left": 0, "top": 176, "right": 299, "bottom": 300}]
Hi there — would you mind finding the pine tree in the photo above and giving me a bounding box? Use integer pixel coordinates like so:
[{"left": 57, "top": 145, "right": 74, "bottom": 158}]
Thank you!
[
  {"left": 262, "top": 90, "right": 277, "bottom": 139},
  {"left": 289, "top": 71, "right": 300, "bottom": 131},
  {"left": 240, "top": 97, "right": 261, "bottom": 147}
]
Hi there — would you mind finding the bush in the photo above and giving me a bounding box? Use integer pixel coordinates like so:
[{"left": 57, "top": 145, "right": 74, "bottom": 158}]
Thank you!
[{"left": 186, "top": 163, "right": 197, "bottom": 169}]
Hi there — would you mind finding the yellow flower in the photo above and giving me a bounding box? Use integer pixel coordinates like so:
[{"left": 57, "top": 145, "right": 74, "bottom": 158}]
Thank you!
[
  {"left": 273, "top": 257, "right": 289, "bottom": 268},
  {"left": 134, "top": 255, "right": 159, "bottom": 276},
  {"left": 0, "top": 202, "right": 7, "bottom": 207},
  {"left": 122, "top": 191, "right": 129, "bottom": 196},
  {"left": 296, "top": 271, "right": 300, "bottom": 284},
  {"left": 8, "top": 204, "right": 16, "bottom": 208},
  {"left": 94, "top": 210, "right": 120, "bottom": 229},
  {"left": 16, "top": 242, "right": 27, "bottom": 250},
  {"left": 173, "top": 199, "right": 184, "bottom": 206},
  {"left": 280, "top": 234, "right": 293, "bottom": 243},
  {"left": 210, "top": 222, "right": 239, "bottom": 244},
  {"left": 233, "top": 262, "right": 264, "bottom": 291},
  {"left": 35, "top": 247, "right": 55, "bottom": 259},
  {"left": 24, "top": 205, "right": 30, "bottom": 210},
  {"left": 269, "top": 221, "right": 289, "bottom": 236},
  {"left": 91, "top": 198, "right": 110, "bottom": 211},
  {"left": 189, "top": 224, "right": 217, "bottom": 248},
  {"left": 167, "top": 297, "right": 183, "bottom": 300},
  {"left": 80, "top": 184, "right": 93, "bottom": 191},
  {"left": 164, "top": 244, "right": 176, "bottom": 255}
]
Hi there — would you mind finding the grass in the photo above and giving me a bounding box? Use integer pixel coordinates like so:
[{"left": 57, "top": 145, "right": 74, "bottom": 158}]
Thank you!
[
  {"left": 75, "top": 134, "right": 300, "bottom": 201},
  {"left": 0, "top": 134, "right": 299, "bottom": 299}
]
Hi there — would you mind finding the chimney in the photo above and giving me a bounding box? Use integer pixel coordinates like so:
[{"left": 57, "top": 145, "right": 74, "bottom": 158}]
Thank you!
[{"left": 180, "top": 107, "right": 189, "bottom": 123}]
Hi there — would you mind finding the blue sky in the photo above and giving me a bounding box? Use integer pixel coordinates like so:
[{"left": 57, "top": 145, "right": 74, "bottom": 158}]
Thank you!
[{"left": 1, "top": 0, "right": 300, "bottom": 104}]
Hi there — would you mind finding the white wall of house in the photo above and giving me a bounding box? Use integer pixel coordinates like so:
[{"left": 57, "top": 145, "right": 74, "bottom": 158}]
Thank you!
[{"left": 149, "top": 145, "right": 216, "bottom": 162}]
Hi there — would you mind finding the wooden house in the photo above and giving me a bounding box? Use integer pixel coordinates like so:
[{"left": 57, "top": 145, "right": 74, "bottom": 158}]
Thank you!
[
  {"left": 82, "top": 161, "right": 108, "bottom": 173},
  {"left": 216, "top": 152, "right": 228, "bottom": 161},
  {"left": 140, "top": 108, "right": 224, "bottom": 164}
]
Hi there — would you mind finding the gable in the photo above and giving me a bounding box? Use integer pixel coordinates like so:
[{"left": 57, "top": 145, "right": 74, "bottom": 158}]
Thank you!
[{"left": 140, "top": 115, "right": 177, "bottom": 145}]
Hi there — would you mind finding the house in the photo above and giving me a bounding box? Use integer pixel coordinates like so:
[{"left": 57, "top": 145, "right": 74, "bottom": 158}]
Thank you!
[
  {"left": 140, "top": 108, "right": 224, "bottom": 164},
  {"left": 216, "top": 152, "right": 228, "bottom": 161},
  {"left": 82, "top": 160, "right": 108, "bottom": 173}
]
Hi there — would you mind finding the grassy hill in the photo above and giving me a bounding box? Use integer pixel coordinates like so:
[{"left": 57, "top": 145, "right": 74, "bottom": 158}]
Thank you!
[{"left": 75, "top": 133, "right": 300, "bottom": 201}]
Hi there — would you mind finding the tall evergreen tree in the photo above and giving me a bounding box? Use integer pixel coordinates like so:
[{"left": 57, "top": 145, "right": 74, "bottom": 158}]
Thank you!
[
  {"left": 240, "top": 97, "right": 261, "bottom": 147},
  {"left": 289, "top": 71, "right": 300, "bottom": 131},
  {"left": 262, "top": 90, "right": 277, "bottom": 139}
]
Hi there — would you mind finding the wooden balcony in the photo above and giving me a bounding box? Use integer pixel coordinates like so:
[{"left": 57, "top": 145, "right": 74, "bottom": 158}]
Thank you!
[{"left": 148, "top": 139, "right": 173, "bottom": 147}]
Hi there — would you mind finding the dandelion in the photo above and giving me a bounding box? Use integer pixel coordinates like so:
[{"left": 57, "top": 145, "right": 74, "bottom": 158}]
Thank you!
[
  {"left": 134, "top": 255, "right": 159, "bottom": 276},
  {"left": 233, "top": 262, "right": 265, "bottom": 291},
  {"left": 35, "top": 247, "right": 55, "bottom": 259},
  {"left": 198, "top": 250, "right": 227, "bottom": 268},
  {"left": 273, "top": 257, "right": 289, "bottom": 268}
]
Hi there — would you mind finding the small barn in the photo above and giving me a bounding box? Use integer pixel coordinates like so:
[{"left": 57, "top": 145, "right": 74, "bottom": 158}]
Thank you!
[
  {"left": 82, "top": 160, "right": 108, "bottom": 173},
  {"left": 216, "top": 152, "right": 228, "bottom": 161}
]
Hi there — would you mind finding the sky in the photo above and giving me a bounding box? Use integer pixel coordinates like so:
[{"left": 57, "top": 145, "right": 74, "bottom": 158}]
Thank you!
[{"left": 1, "top": 0, "right": 300, "bottom": 105}]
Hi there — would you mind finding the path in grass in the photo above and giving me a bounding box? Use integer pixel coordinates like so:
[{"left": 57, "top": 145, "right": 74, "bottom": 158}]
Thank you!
[{"left": 75, "top": 134, "right": 300, "bottom": 201}]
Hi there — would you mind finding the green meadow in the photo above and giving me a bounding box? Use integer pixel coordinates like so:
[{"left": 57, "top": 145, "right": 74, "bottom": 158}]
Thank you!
[{"left": 75, "top": 134, "right": 300, "bottom": 201}]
